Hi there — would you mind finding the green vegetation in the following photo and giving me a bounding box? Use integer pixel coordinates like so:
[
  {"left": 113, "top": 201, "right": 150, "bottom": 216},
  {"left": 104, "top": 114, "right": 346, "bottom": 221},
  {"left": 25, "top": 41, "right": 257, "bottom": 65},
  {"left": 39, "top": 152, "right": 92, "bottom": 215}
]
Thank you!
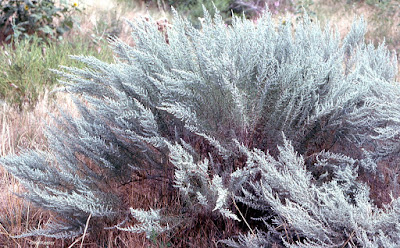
[
  {"left": 167, "top": 0, "right": 232, "bottom": 26},
  {"left": 0, "top": 36, "right": 113, "bottom": 107},
  {"left": 0, "top": 0, "right": 81, "bottom": 42},
  {"left": 0, "top": 0, "right": 114, "bottom": 107}
]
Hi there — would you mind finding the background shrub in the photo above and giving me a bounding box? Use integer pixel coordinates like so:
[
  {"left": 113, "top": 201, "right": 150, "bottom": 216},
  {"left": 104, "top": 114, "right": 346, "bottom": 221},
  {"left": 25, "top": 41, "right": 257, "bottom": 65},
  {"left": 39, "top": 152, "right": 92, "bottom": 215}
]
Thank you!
[
  {"left": 147, "top": 0, "right": 297, "bottom": 27},
  {"left": 0, "top": 0, "right": 80, "bottom": 43}
]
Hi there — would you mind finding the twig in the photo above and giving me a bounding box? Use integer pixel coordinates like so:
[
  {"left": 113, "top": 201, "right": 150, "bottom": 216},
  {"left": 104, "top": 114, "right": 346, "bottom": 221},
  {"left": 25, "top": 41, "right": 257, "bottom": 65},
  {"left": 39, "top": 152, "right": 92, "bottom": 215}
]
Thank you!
[
  {"left": 0, "top": 222, "right": 20, "bottom": 247},
  {"left": 67, "top": 213, "right": 92, "bottom": 248},
  {"left": 341, "top": 231, "right": 355, "bottom": 248},
  {"left": 231, "top": 193, "right": 255, "bottom": 235},
  {"left": 80, "top": 213, "right": 92, "bottom": 248},
  {"left": 282, "top": 221, "right": 291, "bottom": 244},
  {"left": 67, "top": 236, "right": 83, "bottom": 248}
]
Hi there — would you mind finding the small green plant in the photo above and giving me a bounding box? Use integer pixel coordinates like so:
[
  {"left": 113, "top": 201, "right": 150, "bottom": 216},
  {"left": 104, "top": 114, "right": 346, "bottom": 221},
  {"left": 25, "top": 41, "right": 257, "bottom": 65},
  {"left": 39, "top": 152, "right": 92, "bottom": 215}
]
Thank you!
[
  {"left": 344, "top": 0, "right": 389, "bottom": 6},
  {"left": 230, "top": 0, "right": 295, "bottom": 17},
  {"left": 161, "top": 0, "right": 233, "bottom": 27},
  {"left": 365, "top": 0, "right": 388, "bottom": 6},
  {"left": 89, "top": 9, "right": 123, "bottom": 46},
  {"left": 294, "top": 0, "right": 315, "bottom": 18},
  {"left": 149, "top": 229, "right": 172, "bottom": 247},
  {"left": 0, "top": 0, "right": 81, "bottom": 43}
]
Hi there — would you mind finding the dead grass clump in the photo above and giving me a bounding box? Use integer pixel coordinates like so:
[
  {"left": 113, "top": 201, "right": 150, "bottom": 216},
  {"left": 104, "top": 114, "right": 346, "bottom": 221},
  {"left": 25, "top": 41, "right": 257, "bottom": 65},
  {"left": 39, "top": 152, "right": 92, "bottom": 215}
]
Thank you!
[
  {"left": 0, "top": 91, "right": 58, "bottom": 247},
  {"left": 63, "top": 0, "right": 172, "bottom": 47}
]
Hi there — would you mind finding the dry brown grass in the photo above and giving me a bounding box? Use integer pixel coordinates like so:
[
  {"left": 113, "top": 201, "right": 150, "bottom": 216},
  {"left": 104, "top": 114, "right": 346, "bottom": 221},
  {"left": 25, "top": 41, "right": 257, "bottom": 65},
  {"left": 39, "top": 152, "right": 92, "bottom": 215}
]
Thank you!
[
  {"left": 313, "top": 0, "right": 400, "bottom": 55},
  {"left": 63, "top": 0, "right": 172, "bottom": 47},
  {"left": 0, "top": 91, "right": 56, "bottom": 247}
]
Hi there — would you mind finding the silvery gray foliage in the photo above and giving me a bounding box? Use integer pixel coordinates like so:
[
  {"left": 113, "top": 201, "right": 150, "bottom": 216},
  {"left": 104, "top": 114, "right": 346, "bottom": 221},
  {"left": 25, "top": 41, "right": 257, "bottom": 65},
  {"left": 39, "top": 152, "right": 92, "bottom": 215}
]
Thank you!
[
  {"left": 1, "top": 5, "right": 400, "bottom": 246},
  {"left": 114, "top": 208, "right": 170, "bottom": 239},
  {"left": 167, "top": 141, "right": 240, "bottom": 221},
  {"left": 228, "top": 137, "right": 400, "bottom": 247},
  {"left": 221, "top": 229, "right": 273, "bottom": 248}
]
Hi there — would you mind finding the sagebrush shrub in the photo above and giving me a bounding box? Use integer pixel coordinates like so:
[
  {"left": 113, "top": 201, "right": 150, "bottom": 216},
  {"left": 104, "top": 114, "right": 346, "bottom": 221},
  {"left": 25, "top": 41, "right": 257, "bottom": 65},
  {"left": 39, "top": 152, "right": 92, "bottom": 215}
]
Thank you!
[{"left": 2, "top": 6, "right": 400, "bottom": 247}]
